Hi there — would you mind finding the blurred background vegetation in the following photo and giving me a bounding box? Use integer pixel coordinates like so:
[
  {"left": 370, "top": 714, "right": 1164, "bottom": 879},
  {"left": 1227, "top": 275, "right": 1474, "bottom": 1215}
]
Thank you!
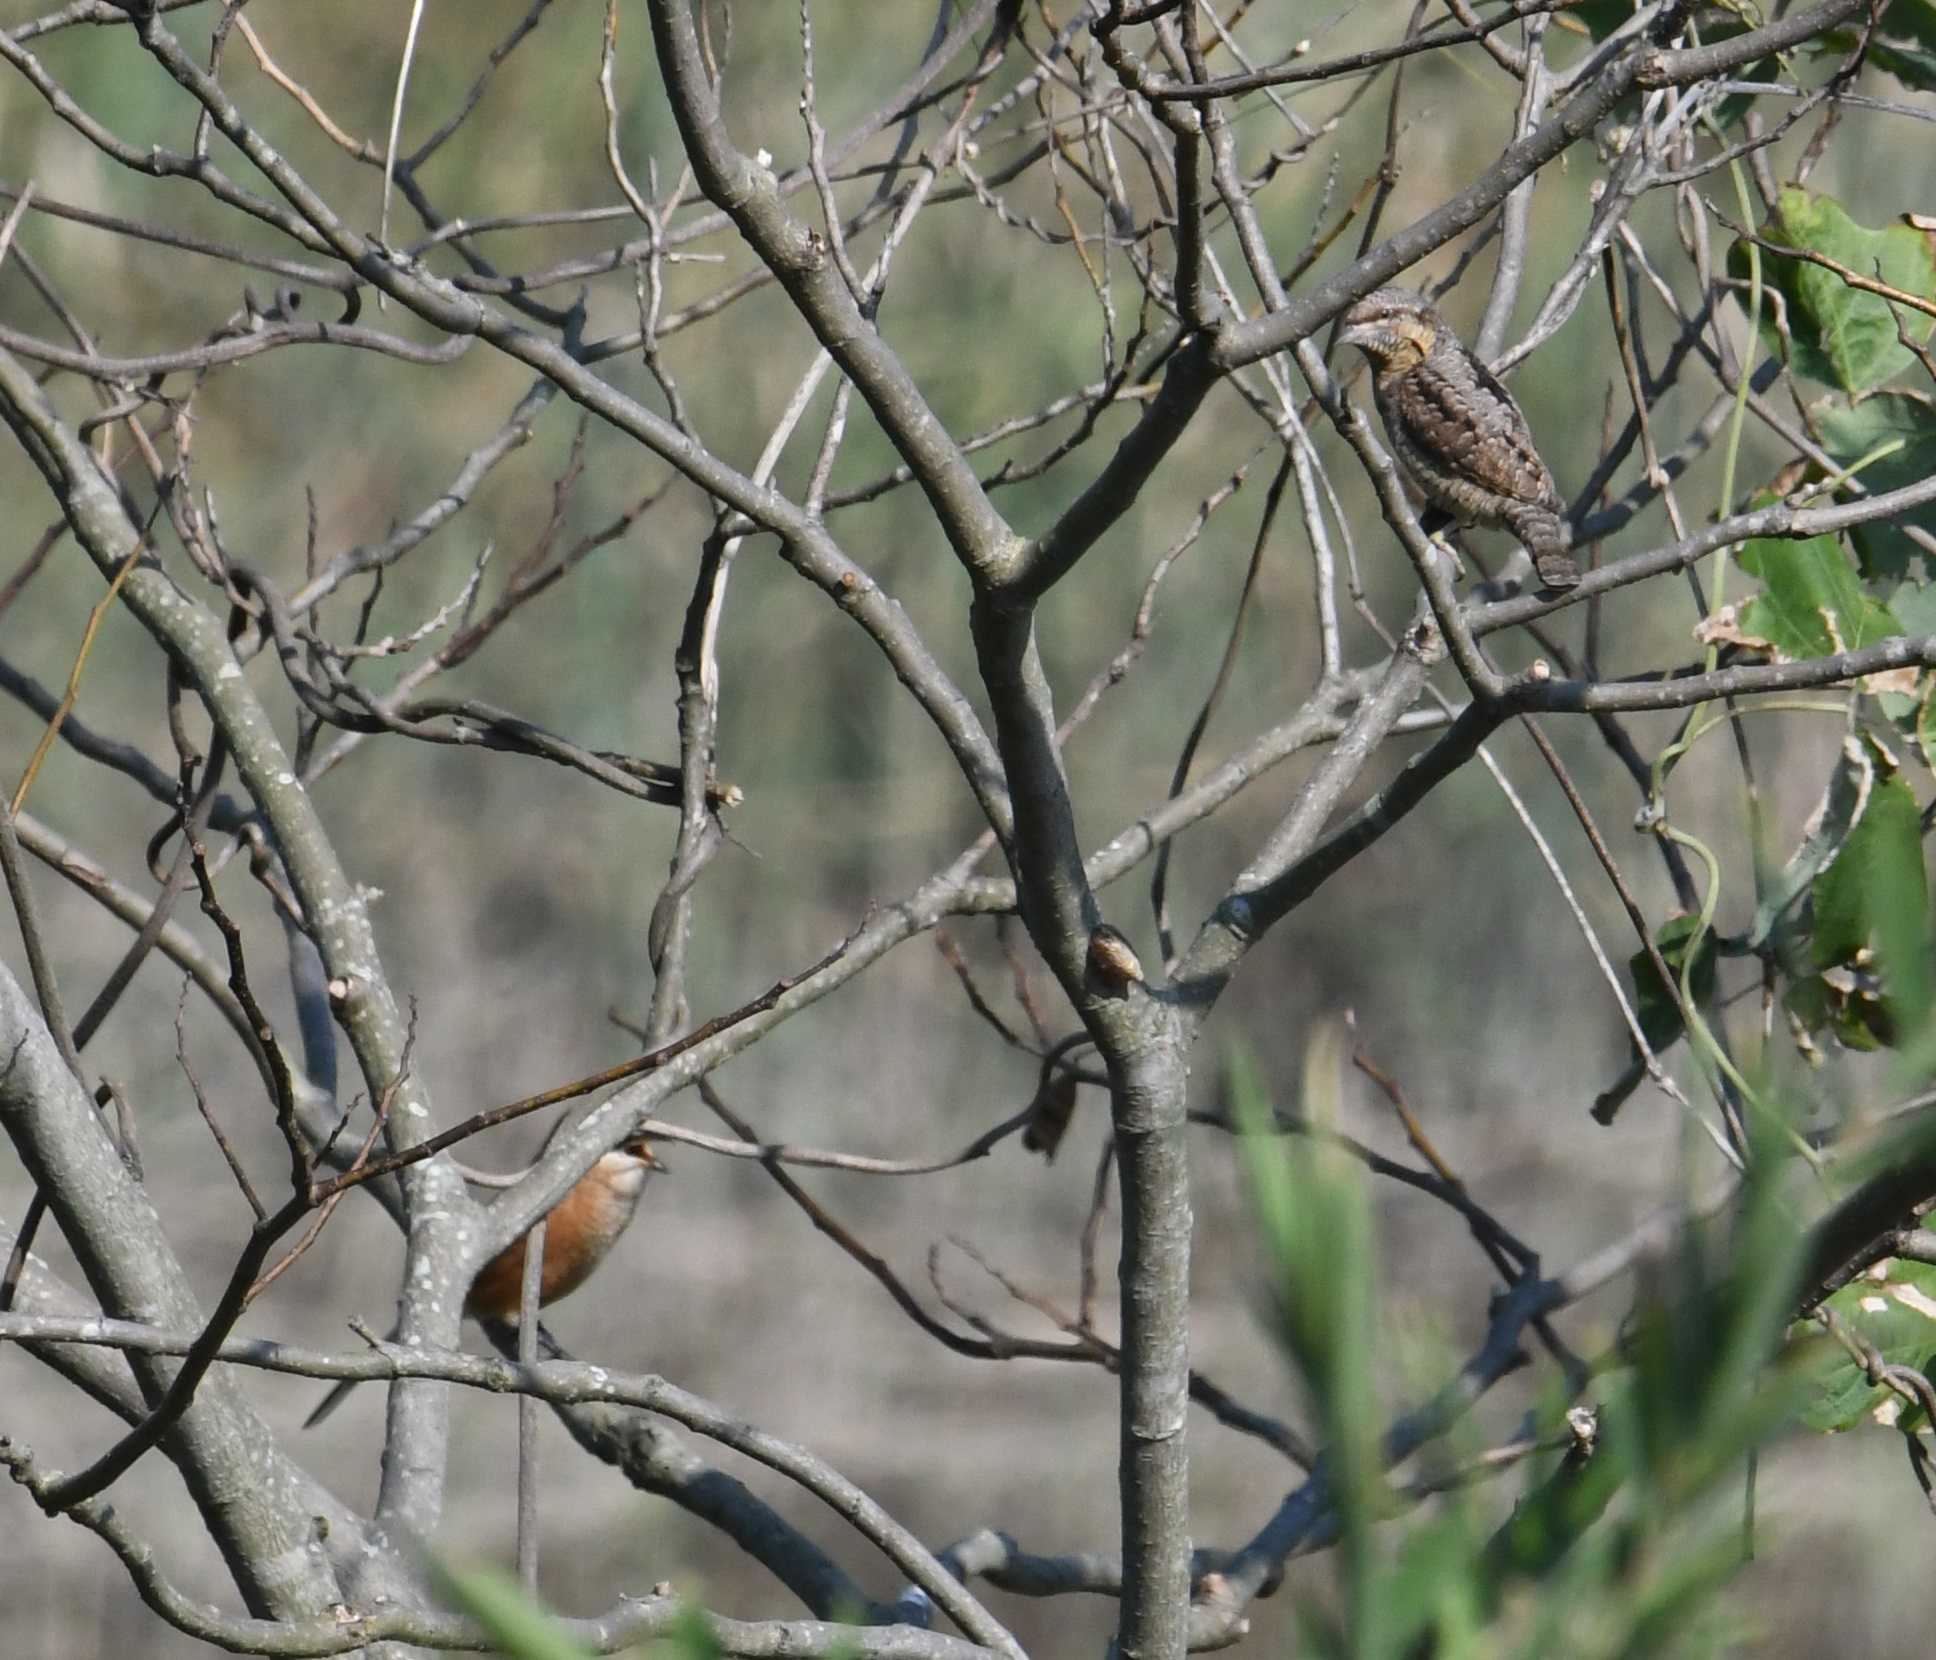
[{"left": 2, "top": 2, "right": 1933, "bottom": 1655}]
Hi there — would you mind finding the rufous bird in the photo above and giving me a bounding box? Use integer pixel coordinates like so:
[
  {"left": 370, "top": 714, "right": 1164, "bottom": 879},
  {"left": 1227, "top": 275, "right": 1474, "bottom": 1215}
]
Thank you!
[{"left": 302, "top": 1135, "right": 665, "bottom": 1428}]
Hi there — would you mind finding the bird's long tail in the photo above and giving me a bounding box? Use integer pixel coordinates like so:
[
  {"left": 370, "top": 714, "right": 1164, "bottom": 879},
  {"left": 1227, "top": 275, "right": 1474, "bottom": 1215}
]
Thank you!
[{"left": 1508, "top": 504, "right": 1580, "bottom": 592}]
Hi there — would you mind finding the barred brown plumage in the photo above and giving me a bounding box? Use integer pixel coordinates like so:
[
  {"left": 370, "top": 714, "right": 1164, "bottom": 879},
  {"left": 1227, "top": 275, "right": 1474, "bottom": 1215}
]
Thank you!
[{"left": 1337, "top": 287, "right": 1580, "bottom": 593}]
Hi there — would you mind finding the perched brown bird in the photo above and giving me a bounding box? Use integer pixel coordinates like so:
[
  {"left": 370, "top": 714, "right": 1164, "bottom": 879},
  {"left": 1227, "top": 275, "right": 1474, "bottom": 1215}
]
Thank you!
[
  {"left": 1022, "top": 1070, "right": 1081, "bottom": 1161},
  {"left": 1337, "top": 287, "right": 1580, "bottom": 592},
  {"left": 302, "top": 1136, "right": 665, "bottom": 1428}
]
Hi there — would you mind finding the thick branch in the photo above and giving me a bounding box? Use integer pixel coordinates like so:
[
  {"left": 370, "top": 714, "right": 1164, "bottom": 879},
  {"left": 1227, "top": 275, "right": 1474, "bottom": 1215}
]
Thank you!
[
  {"left": 643, "top": 0, "right": 1021, "bottom": 584},
  {"left": 0, "top": 968, "right": 350, "bottom": 1618}
]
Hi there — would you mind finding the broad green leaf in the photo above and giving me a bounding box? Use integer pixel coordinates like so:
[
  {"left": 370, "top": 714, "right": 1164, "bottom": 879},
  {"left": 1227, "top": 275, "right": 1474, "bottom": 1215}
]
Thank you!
[
  {"left": 1594, "top": 916, "right": 1720, "bottom": 1122},
  {"left": 1884, "top": 583, "right": 1936, "bottom": 742},
  {"left": 1729, "top": 188, "right": 1936, "bottom": 391},
  {"left": 1888, "top": 575, "right": 1936, "bottom": 638},
  {"left": 1867, "top": 34, "right": 1936, "bottom": 90},
  {"left": 1792, "top": 743, "right": 1933, "bottom": 1046},
  {"left": 1918, "top": 670, "right": 1936, "bottom": 771},
  {"left": 1633, "top": 915, "right": 1719, "bottom": 1054},
  {"left": 1790, "top": 1259, "right": 1936, "bottom": 1431},
  {"left": 1812, "top": 746, "right": 1924, "bottom": 961},
  {"left": 1749, "top": 736, "right": 1874, "bottom": 950},
  {"left": 1626, "top": 914, "right": 1719, "bottom": 1053},
  {"left": 1816, "top": 392, "right": 1936, "bottom": 583},
  {"left": 1818, "top": 2, "right": 1936, "bottom": 89},
  {"left": 1734, "top": 534, "right": 1902, "bottom": 661},
  {"left": 1565, "top": 0, "right": 1646, "bottom": 42},
  {"left": 1879, "top": 0, "right": 1936, "bottom": 52}
]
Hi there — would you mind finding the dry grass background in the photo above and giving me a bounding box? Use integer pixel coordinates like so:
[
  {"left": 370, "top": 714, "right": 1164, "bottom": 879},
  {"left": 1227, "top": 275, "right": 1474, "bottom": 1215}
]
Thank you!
[{"left": 0, "top": 3, "right": 1931, "bottom": 1654}]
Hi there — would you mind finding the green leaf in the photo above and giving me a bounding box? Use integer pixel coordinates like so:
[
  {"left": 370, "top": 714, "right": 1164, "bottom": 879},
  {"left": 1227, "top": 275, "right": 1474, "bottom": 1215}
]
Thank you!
[
  {"left": 1631, "top": 915, "right": 1719, "bottom": 1055},
  {"left": 1867, "top": 34, "right": 1936, "bottom": 90},
  {"left": 1817, "top": 2, "right": 1936, "bottom": 89},
  {"left": 1916, "top": 668, "right": 1936, "bottom": 771},
  {"left": 1888, "top": 574, "right": 1936, "bottom": 638},
  {"left": 649, "top": 1607, "right": 728, "bottom": 1659},
  {"left": 1749, "top": 736, "right": 1874, "bottom": 951},
  {"left": 1594, "top": 916, "right": 1721, "bottom": 1122},
  {"left": 1880, "top": 0, "right": 1936, "bottom": 51},
  {"left": 1566, "top": 0, "right": 1646, "bottom": 42},
  {"left": 1815, "top": 392, "right": 1936, "bottom": 583},
  {"left": 1375, "top": 1505, "right": 1487, "bottom": 1654},
  {"left": 1796, "top": 742, "right": 1933, "bottom": 1046},
  {"left": 1644, "top": 1115, "right": 1817, "bottom": 1454},
  {"left": 1790, "top": 1259, "right": 1936, "bottom": 1432},
  {"left": 1229, "top": 1036, "right": 1384, "bottom": 1630},
  {"left": 1729, "top": 188, "right": 1936, "bottom": 391},
  {"left": 428, "top": 1566, "right": 726, "bottom": 1660},
  {"left": 1812, "top": 747, "right": 1924, "bottom": 959},
  {"left": 430, "top": 1562, "right": 593, "bottom": 1660},
  {"left": 1734, "top": 534, "right": 1903, "bottom": 661},
  {"left": 1884, "top": 582, "right": 1936, "bottom": 743}
]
